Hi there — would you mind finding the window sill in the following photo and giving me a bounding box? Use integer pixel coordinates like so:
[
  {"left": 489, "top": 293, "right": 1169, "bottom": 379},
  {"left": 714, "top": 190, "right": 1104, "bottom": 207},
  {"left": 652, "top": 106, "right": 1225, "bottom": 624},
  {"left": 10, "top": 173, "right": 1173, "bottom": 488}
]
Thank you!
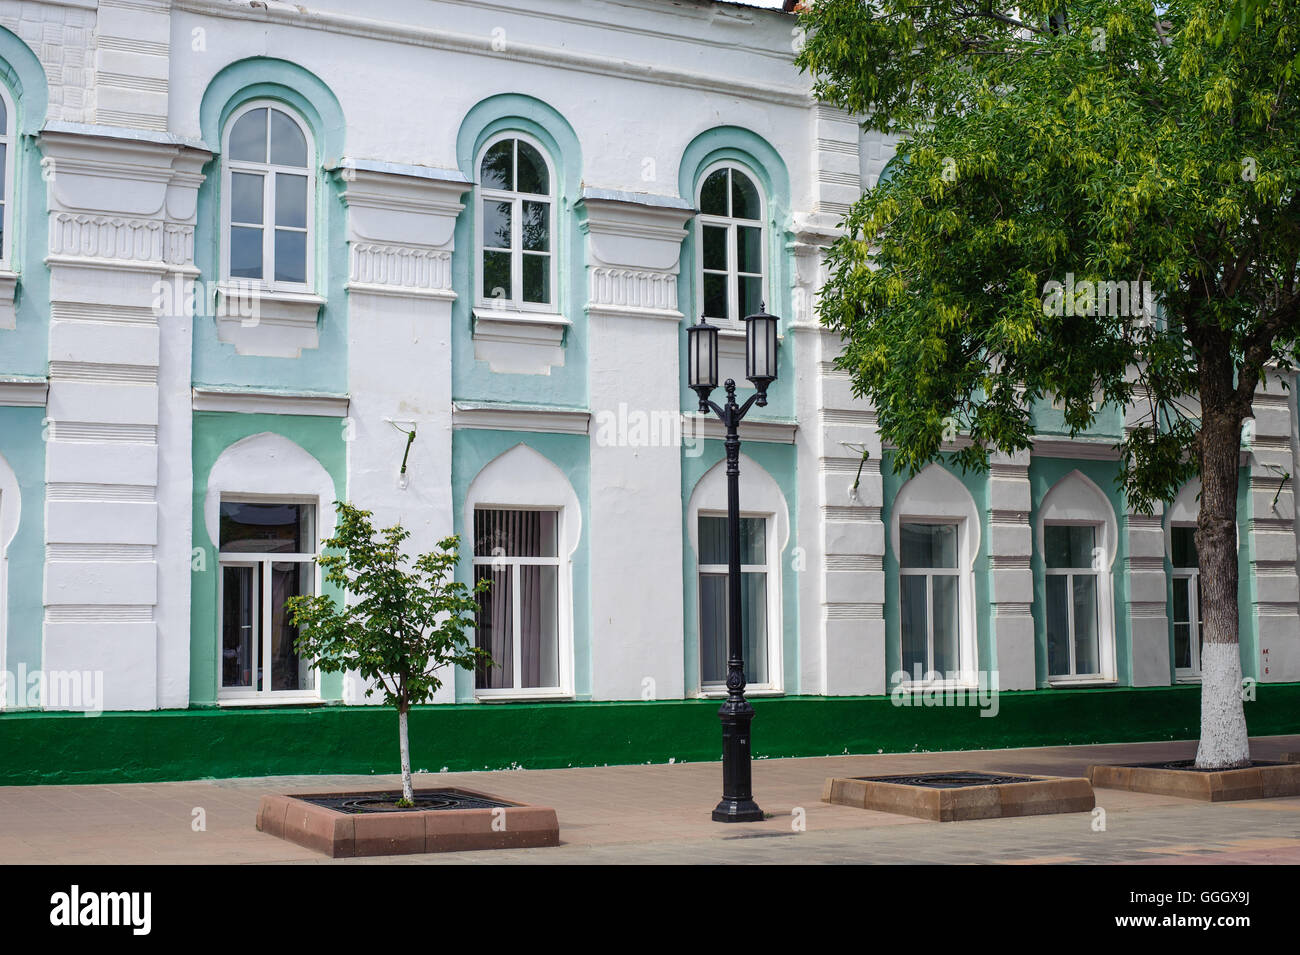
[
  {"left": 214, "top": 283, "right": 325, "bottom": 358},
  {"left": 474, "top": 689, "right": 574, "bottom": 703},
  {"left": 0, "top": 269, "right": 16, "bottom": 330},
  {"left": 698, "top": 687, "right": 784, "bottom": 699},
  {"left": 1046, "top": 678, "right": 1117, "bottom": 689},
  {"left": 1175, "top": 674, "right": 1202, "bottom": 684},
  {"left": 217, "top": 694, "right": 327, "bottom": 708},
  {"left": 471, "top": 306, "right": 570, "bottom": 375}
]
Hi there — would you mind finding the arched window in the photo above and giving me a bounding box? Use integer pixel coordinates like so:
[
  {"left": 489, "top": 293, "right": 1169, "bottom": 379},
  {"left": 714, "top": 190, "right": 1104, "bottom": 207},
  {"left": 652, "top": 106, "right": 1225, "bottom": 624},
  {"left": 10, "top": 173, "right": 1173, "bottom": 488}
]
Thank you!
[
  {"left": 476, "top": 134, "right": 556, "bottom": 309},
  {"left": 697, "top": 163, "right": 765, "bottom": 327},
  {"left": 891, "top": 464, "right": 980, "bottom": 686},
  {"left": 1037, "top": 471, "right": 1118, "bottom": 684},
  {"left": 221, "top": 102, "right": 314, "bottom": 289},
  {"left": 0, "top": 84, "right": 13, "bottom": 267}
]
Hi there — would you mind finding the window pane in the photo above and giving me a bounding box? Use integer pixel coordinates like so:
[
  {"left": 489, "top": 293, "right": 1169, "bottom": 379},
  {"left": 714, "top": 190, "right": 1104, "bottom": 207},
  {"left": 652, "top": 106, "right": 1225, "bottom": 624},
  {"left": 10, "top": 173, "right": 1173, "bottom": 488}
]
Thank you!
[
  {"left": 269, "top": 109, "right": 308, "bottom": 167},
  {"left": 475, "top": 565, "right": 512, "bottom": 689},
  {"left": 737, "top": 275, "right": 763, "bottom": 320},
  {"left": 700, "top": 168, "right": 728, "bottom": 215},
  {"left": 731, "top": 170, "right": 761, "bottom": 220},
  {"left": 483, "top": 250, "right": 511, "bottom": 301},
  {"left": 0, "top": 98, "right": 7, "bottom": 131},
  {"left": 270, "top": 561, "right": 314, "bottom": 691},
  {"left": 1072, "top": 575, "right": 1100, "bottom": 674},
  {"left": 1044, "top": 524, "right": 1096, "bottom": 569},
  {"left": 274, "top": 229, "right": 307, "bottom": 284},
  {"left": 699, "top": 516, "right": 727, "bottom": 565},
  {"left": 741, "top": 571, "right": 767, "bottom": 685},
  {"left": 219, "top": 502, "right": 314, "bottom": 553},
  {"left": 736, "top": 225, "right": 762, "bottom": 274},
  {"left": 483, "top": 200, "right": 511, "bottom": 249},
  {"left": 221, "top": 565, "right": 256, "bottom": 688},
  {"left": 522, "top": 253, "right": 550, "bottom": 304},
  {"left": 900, "top": 522, "right": 957, "bottom": 569},
  {"left": 516, "top": 141, "right": 549, "bottom": 195},
  {"left": 1046, "top": 575, "right": 1070, "bottom": 675},
  {"left": 274, "top": 173, "right": 307, "bottom": 229},
  {"left": 520, "top": 564, "right": 559, "bottom": 688},
  {"left": 474, "top": 509, "right": 558, "bottom": 558},
  {"left": 1172, "top": 526, "right": 1197, "bottom": 568},
  {"left": 229, "top": 108, "right": 267, "bottom": 163},
  {"left": 229, "top": 226, "right": 263, "bottom": 279},
  {"left": 739, "top": 517, "right": 766, "bottom": 564},
  {"left": 702, "top": 225, "right": 727, "bottom": 271},
  {"left": 700, "top": 573, "right": 727, "bottom": 684},
  {"left": 522, "top": 200, "right": 549, "bottom": 252},
  {"left": 900, "top": 575, "right": 927, "bottom": 678},
  {"left": 231, "top": 172, "right": 264, "bottom": 224},
  {"left": 932, "top": 575, "right": 959, "bottom": 674},
  {"left": 1174, "top": 623, "right": 1191, "bottom": 669},
  {"left": 703, "top": 272, "right": 727, "bottom": 320},
  {"left": 480, "top": 139, "right": 514, "bottom": 190}
]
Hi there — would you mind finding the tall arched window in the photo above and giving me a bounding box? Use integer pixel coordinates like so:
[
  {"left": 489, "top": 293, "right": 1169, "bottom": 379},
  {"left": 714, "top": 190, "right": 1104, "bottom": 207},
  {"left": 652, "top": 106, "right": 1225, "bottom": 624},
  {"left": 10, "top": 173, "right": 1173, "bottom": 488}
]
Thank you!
[
  {"left": 476, "top": 134, "right": 556, "bottom": 309},
  {"left": 0, "top": 84, "right": 13, "bottom": 267},
  {"left": 697, "top": 163, "right": 765, "bottom": 327},
  {"left": 1166, "top": 480, "right": 1204, "bottom": 681},
  {"left": 221, "top": 102, "right": 314, "bottom": 289}
]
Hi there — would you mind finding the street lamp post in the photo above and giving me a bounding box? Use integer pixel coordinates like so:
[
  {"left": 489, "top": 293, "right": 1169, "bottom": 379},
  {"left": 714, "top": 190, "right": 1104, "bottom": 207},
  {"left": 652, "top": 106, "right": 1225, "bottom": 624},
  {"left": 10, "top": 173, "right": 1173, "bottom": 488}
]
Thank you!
[{"left": 687, "top": 305, "right": 780, "bottom": 823}]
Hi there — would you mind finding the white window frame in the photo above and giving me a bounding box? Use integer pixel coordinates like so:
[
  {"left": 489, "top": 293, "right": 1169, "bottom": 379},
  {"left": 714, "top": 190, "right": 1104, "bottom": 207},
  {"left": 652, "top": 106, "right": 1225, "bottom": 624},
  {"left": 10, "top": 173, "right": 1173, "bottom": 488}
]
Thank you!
[
  {"left": 697, "top": 509, "right": 781, "bottom": 695},
  {"left": 471, "top": 505, "right": 569, "bottom": 699},
  {"left": 0, "top": 83, "right": 13, "bottom": 270},
  {"left": 1043, "top": 521, "right": 1107, "bottom": 681},
  {"left": 898, "top": 519, "right": 965, "bottom": 683},
  {"left": 696, "top": 161, "right": 767, "bottom": 330},
  {"left": 220, "top": 100, "right": 316, "bottom": 293},
  {"left": 474, "top": 132, "right": 558, "bottom": 313},
  {"left": 216, "top": 495, "right": 321, "bottom": 704},
  {"left": 1170, "top": 523, "right": 1203, "bottom": 681}
]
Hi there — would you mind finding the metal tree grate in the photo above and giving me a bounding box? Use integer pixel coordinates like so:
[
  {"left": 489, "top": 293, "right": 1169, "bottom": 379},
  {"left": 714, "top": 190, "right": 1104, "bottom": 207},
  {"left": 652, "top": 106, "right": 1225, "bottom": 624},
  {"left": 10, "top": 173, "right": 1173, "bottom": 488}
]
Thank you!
[
  {"left": 854, "top": 771, "right": 1037, "bottom": 789},
  {"left": 298, "top": 790, "right": 515, "bottom": 814}
]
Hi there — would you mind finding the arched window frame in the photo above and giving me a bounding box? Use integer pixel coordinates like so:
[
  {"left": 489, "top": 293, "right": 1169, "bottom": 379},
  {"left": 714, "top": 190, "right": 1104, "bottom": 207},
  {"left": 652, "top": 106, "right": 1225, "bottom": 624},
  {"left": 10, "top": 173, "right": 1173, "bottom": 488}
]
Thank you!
[
  {"left": 695, "top": 160, "right": 767, "bottom": 330},
  {"left": 1036, "top": 471, "right": 1119, "bottom": 685},
  {"left": 1165, "top": 480, "right": 1205, "bottom": 682},
  {"left": 0, "top": 81, "right": 15, "bottom": 270},
  {"left": 473, "top": 130, "right": 559, "bottom": 313},
  {"left": 219, "top": 99, "right": 316, "bottom": 292}
]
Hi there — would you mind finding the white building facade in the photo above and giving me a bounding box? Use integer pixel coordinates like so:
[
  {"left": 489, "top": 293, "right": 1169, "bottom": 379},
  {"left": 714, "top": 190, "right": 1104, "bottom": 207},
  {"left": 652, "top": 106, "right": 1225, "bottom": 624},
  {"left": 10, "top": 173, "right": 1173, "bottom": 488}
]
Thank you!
[{"left": 0, "top": 0, "right": 1297, "bottom": 740}]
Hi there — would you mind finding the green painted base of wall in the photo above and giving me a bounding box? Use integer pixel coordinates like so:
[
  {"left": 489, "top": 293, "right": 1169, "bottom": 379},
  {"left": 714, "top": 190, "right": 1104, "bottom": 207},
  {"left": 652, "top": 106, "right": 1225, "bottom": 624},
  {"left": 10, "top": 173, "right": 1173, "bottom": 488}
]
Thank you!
[{"left": 3, "top": 684, "right": 1299, "bottom": 786}]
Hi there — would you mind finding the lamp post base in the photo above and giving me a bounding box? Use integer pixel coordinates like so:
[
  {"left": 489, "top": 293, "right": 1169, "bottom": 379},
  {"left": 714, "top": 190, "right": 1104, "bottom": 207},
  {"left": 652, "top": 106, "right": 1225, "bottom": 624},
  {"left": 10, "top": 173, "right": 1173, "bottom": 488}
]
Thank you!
[{"left": 711, "top": 798, "right": 765, "bottom": 823}]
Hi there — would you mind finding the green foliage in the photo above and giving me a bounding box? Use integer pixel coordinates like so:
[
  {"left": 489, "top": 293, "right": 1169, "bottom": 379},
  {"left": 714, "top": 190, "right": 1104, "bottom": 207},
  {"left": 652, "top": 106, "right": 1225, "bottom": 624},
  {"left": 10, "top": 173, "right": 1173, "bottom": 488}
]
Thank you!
[
  {"left": 286, "top": 502, "right": 491, "bottom": 713},
  {"left": 796, "top": 0, "right": 1300, "bottom": 511}
]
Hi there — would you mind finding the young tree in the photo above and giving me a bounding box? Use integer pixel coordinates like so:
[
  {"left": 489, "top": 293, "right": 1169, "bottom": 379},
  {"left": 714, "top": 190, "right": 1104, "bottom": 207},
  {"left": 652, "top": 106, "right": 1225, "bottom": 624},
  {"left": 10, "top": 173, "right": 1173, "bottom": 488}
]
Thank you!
[
  {"left": 797, "top": 0, "right": 1299, "bottom": 767},
  {"left": 287, "top": 503, "right": 491, "bottom": 805}
]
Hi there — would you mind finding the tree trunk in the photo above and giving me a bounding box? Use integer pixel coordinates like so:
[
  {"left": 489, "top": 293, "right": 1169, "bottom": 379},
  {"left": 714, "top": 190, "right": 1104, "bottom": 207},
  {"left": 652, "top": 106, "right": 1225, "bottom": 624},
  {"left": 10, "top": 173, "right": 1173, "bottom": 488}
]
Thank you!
[
  {"left": 398, "top": 705, "right": 414, "bottom": 803},
  {"left": 1193, "top": 410, "right": 1251, "bottom": 769}
]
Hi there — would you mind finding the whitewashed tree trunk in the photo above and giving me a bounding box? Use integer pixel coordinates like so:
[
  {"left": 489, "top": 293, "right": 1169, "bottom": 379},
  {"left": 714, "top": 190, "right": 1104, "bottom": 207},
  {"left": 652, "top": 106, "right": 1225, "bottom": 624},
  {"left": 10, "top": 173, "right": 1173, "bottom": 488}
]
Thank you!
[
  {"left": 1195, "top": 643, "right": 1250, "bottom": 768},
  {"left": 398, "top": 706, "right": 414, "bottom": 803}
]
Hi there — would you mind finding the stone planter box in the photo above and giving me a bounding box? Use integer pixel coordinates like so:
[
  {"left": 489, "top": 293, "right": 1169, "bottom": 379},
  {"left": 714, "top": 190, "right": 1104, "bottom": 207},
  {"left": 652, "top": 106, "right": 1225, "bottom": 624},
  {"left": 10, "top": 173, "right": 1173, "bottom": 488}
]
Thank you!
[
  {"left": 822, "top": 771, "right": 1095, "bottom": 822},
  {"left": 1088, "top": 761, "right": 1300, "bottom": 801},
  {"left": 257, "top": 788, "right": 560, "bottom": 857}
]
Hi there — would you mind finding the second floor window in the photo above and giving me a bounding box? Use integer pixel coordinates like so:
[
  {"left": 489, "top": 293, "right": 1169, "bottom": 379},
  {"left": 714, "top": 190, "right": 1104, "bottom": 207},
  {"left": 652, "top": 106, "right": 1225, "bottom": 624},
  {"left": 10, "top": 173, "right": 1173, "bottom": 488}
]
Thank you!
[
  {"left": 698, "top": 164, "right": 764, "bottom": 327},
  {"left": 477, "top": 135, "right": 555, "bottom": 309},
  {"left": 223, "top": 103, "right": 314, "bottom": 289},
  {"left": 0, "top": 86, "right": 12, "bottom": 266}
]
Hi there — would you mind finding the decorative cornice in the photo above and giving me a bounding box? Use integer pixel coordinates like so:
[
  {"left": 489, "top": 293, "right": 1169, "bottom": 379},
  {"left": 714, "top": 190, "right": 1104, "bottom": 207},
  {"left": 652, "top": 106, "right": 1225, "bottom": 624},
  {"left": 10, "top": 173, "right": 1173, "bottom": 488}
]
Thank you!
[
  {"left": 452, "top": 401, "right": 591, "bottom": 435},
  {"left": 587, "top": 267, "right": 679, "bottom": 318},
  {"left": 1031, "top": 436, "right": 1122, "bottom": 460},
  {"left": 49, "top": 213, "right": 194, "bottom": 265},
  {"left": 192, "top": 387, "right": 349, "bottom": 417},
  {"left": 349, "top": 243, "right": 454, "bottom": 298},
  {"left": 682, "top": 412, "right": 797, "bottom": 445},
  {"left": 0, "top": 377, "right": 49, "bottom": 407}
]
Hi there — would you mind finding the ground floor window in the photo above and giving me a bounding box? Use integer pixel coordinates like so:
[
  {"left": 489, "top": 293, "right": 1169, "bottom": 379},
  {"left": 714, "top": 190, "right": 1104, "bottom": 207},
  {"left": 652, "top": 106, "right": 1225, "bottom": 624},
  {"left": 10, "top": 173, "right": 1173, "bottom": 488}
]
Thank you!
[
  {"left": 1171, "top": 525, "right": 1203, "bottom": 678},
  {"left": 473, "top": 508, "right": 561, "bottom": 693},
  {"left": 218, "top": 500, "right": 316, "bottom": 699},
  {"left": 698, "top": 514, "right": 770, "bottom": 687},
  {"left": 1045, "top": 523, "right": 1102, "bottom": 679},
  {"left": 899, "top": 521, "right": 960, "bottom": 679}
]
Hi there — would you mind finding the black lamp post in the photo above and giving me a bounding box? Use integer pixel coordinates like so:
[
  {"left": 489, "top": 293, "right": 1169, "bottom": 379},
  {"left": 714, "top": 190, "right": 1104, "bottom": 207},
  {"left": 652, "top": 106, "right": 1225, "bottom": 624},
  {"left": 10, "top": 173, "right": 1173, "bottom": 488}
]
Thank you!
[{"left": 687, "top": 304, "right": 780, "bottom": 823}]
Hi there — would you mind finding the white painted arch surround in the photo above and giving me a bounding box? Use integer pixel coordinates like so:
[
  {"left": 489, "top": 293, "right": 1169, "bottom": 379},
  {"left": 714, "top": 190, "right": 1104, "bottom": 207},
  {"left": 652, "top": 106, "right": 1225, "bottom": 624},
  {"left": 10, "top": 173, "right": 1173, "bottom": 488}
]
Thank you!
[
  {"left": 687, "top": 453, "right": 789, "bottom": 695},
  {"left": 1036, "top": 469, "right": 1119, "bottom": 685},
  {"left": 890, "top": 463, "right": 981, "bottom": 688},
  {"left": 0, "top": 450, "right": 19, "bottom": 707},
  {"left": 465, "top": 443, "right": 580, "bottom": 700}
]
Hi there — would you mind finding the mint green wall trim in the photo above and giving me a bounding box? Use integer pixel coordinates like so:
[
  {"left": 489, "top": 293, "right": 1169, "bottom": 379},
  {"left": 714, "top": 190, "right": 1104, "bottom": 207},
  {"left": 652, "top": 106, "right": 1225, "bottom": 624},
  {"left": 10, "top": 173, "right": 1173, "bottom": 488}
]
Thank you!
[
  {"left": 192, "top": 58, "right": 349, "bottom": 394},
  {"left": 1028, "top": 458, "right": 1133, "bottom": 686},
  {"left": 3, "top": 684, "right": 1300, "bottom": 785},
  {"left": 1029, "top": 400, "right": 1124, "bottom": 438},
  {"left": 676, "top": 126, "right": 795, "bottom": 422},
  {"left": 0, "top": 26, "right": 50, "bottom": 378},
  {"left": 0, "top": 407, "right": 45, "bottom": 700},
  {"left": 452, "top": 94, "right": 587, "bottom": 408},
  {"left": 450, "top": 428, "right": 591, "bottom": 702},
  {"left": 189, "top": 412, "right": 347, "bottom": 705},
  {"left": 681, "top": 440, "right": 799, "bottom": 694},
  {"left": 880, "top": 455, "right": 994, "bottom": 684}
]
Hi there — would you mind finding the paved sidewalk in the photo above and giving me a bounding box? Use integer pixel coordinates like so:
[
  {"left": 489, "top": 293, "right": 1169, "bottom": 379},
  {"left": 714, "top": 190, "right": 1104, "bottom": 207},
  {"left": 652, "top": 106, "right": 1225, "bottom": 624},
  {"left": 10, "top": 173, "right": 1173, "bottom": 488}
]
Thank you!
[{"left": 2, "top": 736, "right": 1298, "bottom": 864}]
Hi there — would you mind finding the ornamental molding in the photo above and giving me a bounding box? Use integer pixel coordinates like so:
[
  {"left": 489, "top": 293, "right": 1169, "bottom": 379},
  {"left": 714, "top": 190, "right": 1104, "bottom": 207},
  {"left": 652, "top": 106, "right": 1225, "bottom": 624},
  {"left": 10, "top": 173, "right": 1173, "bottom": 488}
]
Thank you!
[
  {"left": 587, "top": 267, "right": 679, "bottom": 318},
  {"left": 0, "top": 377, "right": 48, "bottom": 407},
  {"left": 349, "top": 243, "right": 454, "bottom": 297},
  {"left": 49, "top": 213, "right": 194, "bottom": 266},
  {"left": 452, "top": 401, "right": 590, "bottom": 435},
  {"left": 192, "top": 387, "right": 350, "bottom": 417}
]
